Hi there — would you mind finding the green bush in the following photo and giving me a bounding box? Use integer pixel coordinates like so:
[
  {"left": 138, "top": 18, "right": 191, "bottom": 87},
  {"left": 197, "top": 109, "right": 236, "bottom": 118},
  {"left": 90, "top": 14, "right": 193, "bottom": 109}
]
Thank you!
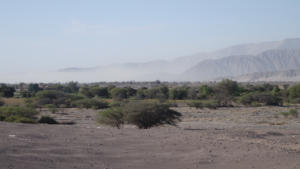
[
  {"left": 281, "top": 109, "right": 298, "bottom": 118},
  {"left": 124, "top": 102, "right": 182, "bottom": 129},
  {"left": 197, "top": 85, "right": 213, "bottom": 99},
  {"left": 289, "top": 98, "right": 300, "bottom": 104},
  {"left": 238, "top": 93, "right": 254, "bottom": 105},
  {"left": 72, "top": 98, "right": 108, "bottom": 109},
  {"left": 90, "top": 87, "right": 109, "bottom": 98},
  {"left": 187, "top": 100, "right": 218, "bottom": 109},
  {"left": 98, "top": 101, "right": 182, "bottom": 129},
  {"left": 144, "top": 86, "right": 169, "bottom": 100},
  {"left": 98, "top": 107, "right": 124, "bottom": 128},
  {"left": 0, "top": 99, "right": 4, "bottom": 106},
  {"left": 108, "top": 100, "right": 123, "bottom": 107},
  {"left": 0, "top": 85, "right": 15, "bottom": 97},
  {"left": 169, "top": 87, "right": 188, "bottom": 100},
  {"left": 215, "top": 79, "right": 240, "bottom": 96},
  {"left": 5, "top": 115, "right": 36, "bottom": 123},
  {"left": 110, "top": 88, "right": 128, "bottom": 100},
  {"left": 45, "top": 104, "right": 58, "bottom": 113},
  {"left": 288, "top": 84, "right": 300, "bottom": 100},
  {"left": 36, "top": 90, "right": 67, "bottom": 107},
  {"left": 0, "top": 106, "right": 38, "bottom": 123},
  {"left": 38, "top": 116, "right": 58, "bottom": 124},
  {"left": 238, "top": 92, "right": 282, "bottom": 106},
  {"left": 24, "top": 98, "right": 38, "bottom": 108}
]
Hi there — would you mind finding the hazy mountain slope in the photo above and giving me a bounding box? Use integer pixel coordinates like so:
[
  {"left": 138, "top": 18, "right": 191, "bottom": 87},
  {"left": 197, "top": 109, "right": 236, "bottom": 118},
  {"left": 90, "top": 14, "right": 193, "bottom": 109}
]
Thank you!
[
  {"left": 170, "top": 38, "right": 300, "bottom": 68},
  {"left": 232, "top": 69, "right": 300, "bottom": 82},
  {"left": 46, "top": 38, "right": 300, "bottom": 82},
  {"left": 183, "top": 49, "right": 300, "bottom": 81}
]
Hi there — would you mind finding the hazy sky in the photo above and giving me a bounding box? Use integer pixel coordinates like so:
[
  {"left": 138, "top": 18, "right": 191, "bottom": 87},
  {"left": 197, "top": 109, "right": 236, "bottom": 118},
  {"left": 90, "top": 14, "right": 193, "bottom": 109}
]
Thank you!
[{"left": 1, "top": 0, "right": 300, "bottom": 72}]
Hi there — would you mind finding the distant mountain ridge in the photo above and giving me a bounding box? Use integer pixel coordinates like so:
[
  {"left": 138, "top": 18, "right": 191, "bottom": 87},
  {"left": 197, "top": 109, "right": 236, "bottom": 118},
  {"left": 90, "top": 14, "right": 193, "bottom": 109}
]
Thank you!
[
  {"left": 183, "top": 48, "right": 300, "bottom": 81},
  {"left": 45, "top": 38, "right": 300, "bottom": 82}
]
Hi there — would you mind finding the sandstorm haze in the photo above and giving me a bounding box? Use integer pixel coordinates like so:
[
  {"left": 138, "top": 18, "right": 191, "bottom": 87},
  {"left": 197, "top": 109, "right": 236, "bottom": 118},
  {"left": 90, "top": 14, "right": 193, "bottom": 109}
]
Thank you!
[{"left": 1, "top": 0, "right": 300, "bottom": 82}]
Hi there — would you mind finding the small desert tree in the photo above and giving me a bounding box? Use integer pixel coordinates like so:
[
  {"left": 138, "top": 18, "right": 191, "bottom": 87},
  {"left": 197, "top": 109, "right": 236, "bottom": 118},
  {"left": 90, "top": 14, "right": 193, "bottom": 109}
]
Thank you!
[{"left": 98, "top": 101, "right": 182, "bottom": 129}]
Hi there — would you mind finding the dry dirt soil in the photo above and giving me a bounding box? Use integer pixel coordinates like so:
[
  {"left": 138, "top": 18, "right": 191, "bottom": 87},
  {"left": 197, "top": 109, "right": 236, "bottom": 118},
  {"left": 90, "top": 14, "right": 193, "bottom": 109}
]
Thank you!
[{"left": 1, "top": 106, "right": 300, "bottom": 169}]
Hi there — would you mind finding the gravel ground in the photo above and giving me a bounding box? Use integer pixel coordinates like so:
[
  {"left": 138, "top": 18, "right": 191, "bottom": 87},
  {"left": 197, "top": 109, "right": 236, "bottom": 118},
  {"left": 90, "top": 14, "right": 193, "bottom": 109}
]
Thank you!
[{"left": 1, "top": 107, "right": 300, "bottom": 169}]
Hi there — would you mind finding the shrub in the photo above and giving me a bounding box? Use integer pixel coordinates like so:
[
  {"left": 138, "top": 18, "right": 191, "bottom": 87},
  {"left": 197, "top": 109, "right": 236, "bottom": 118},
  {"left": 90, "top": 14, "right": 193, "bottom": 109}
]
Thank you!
[
  {"left": 0, "top": 99, "right": 4, "bottom": 106},
  {"left": 169, "top": 87, "right": 188, "bottom": 100},
  {"left": 144, "top": 86, "right": 169, "bottom": 100},
  {"left": 289, "top": 98, "right": 300, "bottom": 104},
  {"left": 5, "top": 115, "right": 36, "bottom": 123},
  {"left": 36, "top": 90, "right": 67, "bottom": 107},
  {"left": 98, "top": 107, "right": 124, "bottom": 128},
  {"left": 38, "top": 116, "right": 58, "bottom": 124},
  {"left": 215, "top": 79, "right": 239, "bottom": 96},
  {"left": 24, "top": 98, "right": 38, "bottom": 108},
  {"left": 124, "top": 101, "right": 181, "bottom": 129},
  {"left": 288, "top": 84, "right": 300, "bottom": 100},
  {"left": 0, "top": 85, "right": 15, "bottom": 97},
  {"left": 108, "top": 100, "right": 123, "bottom": 107},
  {"left": 45, "top": 104, "right": 58, "bottom": 113},
  {"left": 98, "top": 101, "right": 182, "bottom": 129},
  {"left": 0, "top": 106, "right": 38, "bottom": 123},
  {"left": 72, "top": 98, "right": 108, "bottom": 109},
  {"left": 90, "top": 87, "right": 109, "bottom": 98},
  {"left": 110, "top": 88, "right": 128, "bottom": 100},
  {"left": 281, "top": 109, "right": 298, "bottom": 118},
  {"left": 187, "top": 100, "right": 218, "bottom": 109},
  {"left": 197, "top": 85, "right": 213, "bottom": 99},
  {"left": 28, "top": 83, "right": 42, "bottom": 94},
  {"left": 164, "top": 100, "right": 178, "bottom": 107},
  {"left": 238, "top": 93, "right": 254, "bottom": 105},
  {"left": 238, "top": 92, "right": 282, "bottom": 106},
  {"left": 79, "top": 87, "right": 94, "bottom": 98}
]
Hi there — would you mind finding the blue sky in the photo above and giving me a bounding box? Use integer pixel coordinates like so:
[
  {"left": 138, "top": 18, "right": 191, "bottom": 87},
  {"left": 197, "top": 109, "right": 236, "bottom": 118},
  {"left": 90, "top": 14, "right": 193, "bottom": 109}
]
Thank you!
[{"left": 1, "top": 0, "right": 300, "bottom": 72}]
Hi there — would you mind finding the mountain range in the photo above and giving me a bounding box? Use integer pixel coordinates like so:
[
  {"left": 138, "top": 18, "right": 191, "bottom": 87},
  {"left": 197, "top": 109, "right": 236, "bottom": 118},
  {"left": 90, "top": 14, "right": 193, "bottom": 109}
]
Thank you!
[{"left": 58, "top": 38, "right": 300, "bottom": 82}]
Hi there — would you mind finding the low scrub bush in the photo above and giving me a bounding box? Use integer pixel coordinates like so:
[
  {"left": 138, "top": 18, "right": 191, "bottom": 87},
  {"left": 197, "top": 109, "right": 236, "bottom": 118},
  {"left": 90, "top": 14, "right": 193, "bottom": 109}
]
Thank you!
[
  {"left": 289, "top": 98, "right": 300, "bottom": 104},
  {"left": 0, "top": 99, "right": 4, "bottom": 106},
  {"left": 281, "top": 109, "right": 298, "bottom": 118},
  {"left": 0, "top": 106, "right": 38, "bottom": 123},
  {"left": 238, "top": 92, "right": 282, "bottom": 106},
  {"left": 38, "top": 116, "right": 58, "bottom": 124},
  {"left": 5, "top": 115, "right": 36, "bottom": 123},
  {"left": 124, "top": 102, "right": 182, "bottom": 129},
  {"left": 187, "top": 100, "right": 218, "bottom": 109},
  {"left": 72, "top": 98, "right": 108, "bottom": 109},
  {"left": 98, "top": 101, "right": 182, "bottom": 129},
  {"left": 45, "top": 104, "right": 58, "bottom": 113},
  {"left": 98, "top": 107, "right": 124, "bottom": 128},
  {"left": 108, "top": 100, "right": 124, "bottom": 107}
]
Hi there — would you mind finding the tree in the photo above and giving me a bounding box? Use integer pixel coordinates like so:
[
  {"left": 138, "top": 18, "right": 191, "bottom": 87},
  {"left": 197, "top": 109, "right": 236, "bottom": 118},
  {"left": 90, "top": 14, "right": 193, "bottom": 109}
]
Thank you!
[
  {"left": 145, "top": 86, "right": 169, "bottom": 100},
  {"left": 136, "top": 88, "right": 147, "bottom": 99},
  {"left": 197, "top": 85, "right": 213, "bottom": 99},
  {"left": 110, "top": 88, "right": 128, "bottom": 100},
  {"left": 36, "top": 90, "right": 66, "bottom": 106},
  {"left": 124, "top": 102, "right": 181, "bottom": 129},
  {"left": 79, "top": 87, "right": 94, "bottom": 98},
  {"left": 98, "top": 101, "right": 182, "bottom": 129},
  {"left": 125, "top": 87, "right": 137, "bottom": 97},
  {"left": 169, "top": 87, "right": 188, "bottom": 100},
  {"left": 28, "top": 83, "right": 42, "bottom": 94},
  {"left": 65, "top": 81, "right": 79, "bottom": 93},
  {"left": 288, "top": 84, "right": 300, "bottom": 100},
  {"left": 0, "top": 84, "right": 15, "bottom": 97},
  {"left": 216, "top": 79, "right": 239, "bottom": 96},
  {"left": 90, "top": 87, "right": 109, "bottom": 98}
]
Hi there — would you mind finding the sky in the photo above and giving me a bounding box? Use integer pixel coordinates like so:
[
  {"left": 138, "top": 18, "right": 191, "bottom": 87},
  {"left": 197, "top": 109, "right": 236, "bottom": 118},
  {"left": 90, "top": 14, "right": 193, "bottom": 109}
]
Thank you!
[{"left": 1, "top": 0, "right": 300, "bottom": 73}]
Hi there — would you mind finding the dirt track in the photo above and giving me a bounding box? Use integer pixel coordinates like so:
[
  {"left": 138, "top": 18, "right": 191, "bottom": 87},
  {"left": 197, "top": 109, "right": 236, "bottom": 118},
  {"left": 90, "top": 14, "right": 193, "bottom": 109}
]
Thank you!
[{"left": 1, "top": 107, "right": 300, "bottom": 169}]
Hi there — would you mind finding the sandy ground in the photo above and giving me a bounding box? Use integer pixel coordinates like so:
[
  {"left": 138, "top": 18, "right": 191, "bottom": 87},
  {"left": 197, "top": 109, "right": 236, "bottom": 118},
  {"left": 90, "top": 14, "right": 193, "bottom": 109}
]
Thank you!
[{"left": 1, "top": 106, "right": 300, "bottom": 169}]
